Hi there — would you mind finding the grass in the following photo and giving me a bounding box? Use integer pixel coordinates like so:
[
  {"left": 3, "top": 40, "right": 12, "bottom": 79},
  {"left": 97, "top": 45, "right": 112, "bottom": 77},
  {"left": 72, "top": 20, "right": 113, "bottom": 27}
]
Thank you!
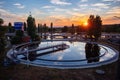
[{"left": 0, "top": 40, "right": 119, "bottom": 80}]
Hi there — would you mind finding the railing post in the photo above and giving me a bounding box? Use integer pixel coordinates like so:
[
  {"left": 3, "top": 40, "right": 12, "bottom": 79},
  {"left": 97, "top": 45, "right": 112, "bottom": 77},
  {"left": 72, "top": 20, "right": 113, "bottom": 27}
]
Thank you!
[{"left": 26, "top": 46, "right": 29, "bottom": 68}]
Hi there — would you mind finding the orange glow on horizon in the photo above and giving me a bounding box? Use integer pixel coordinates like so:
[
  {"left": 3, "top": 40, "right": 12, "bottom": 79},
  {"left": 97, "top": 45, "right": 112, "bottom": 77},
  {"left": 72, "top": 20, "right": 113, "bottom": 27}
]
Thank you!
[
  {"left": 83, "top": 22, "right": 88, "bottom": 26},
  {"left": 3, "top": 16, "right": 119, "bottom": 27}
]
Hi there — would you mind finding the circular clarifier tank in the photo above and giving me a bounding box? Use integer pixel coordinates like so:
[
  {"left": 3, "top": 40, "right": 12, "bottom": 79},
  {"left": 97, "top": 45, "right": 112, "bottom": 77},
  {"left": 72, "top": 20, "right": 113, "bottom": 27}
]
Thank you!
[{"left": 16, "top": 41, "right": 118, "bottom": 69}]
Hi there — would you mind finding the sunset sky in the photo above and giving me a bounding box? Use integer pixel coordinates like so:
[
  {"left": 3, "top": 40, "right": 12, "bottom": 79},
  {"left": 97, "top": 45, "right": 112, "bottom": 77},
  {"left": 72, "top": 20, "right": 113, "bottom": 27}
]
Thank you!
[{"left": 0, "top": 0, "right": 120, "bottom": 27}]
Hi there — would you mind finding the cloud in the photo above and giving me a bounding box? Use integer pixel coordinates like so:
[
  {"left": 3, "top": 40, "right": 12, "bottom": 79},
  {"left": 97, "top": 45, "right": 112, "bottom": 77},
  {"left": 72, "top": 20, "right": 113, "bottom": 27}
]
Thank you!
[
  {"left": 36, "top": 15, "right": 71, "bottom": 26},
  {"left": 80, "top": 0, "right": 88, "bottom": 2},
  {"left": 102, "top": 0, "right": 120, "bottom": 2},
  {"left": 91, "top": 8, "right": 101, "bottom": 12},
  {"left": 92, "top": 3, "right": 110, "bottom": 9},
  {"left": 13, "top": 3, "right": 21, "bottom": 6},
  {"left": 0, "top": 9, "right": 17, "bottom": 19},
  {"left": 42, "top": 6, "right": 54, "bottom": 9},
  {"left": 50, "top": 0, "right": 71, "bottom": 5},
  {"left": 47, "top": 7, "right": 70, "bottom": 14},
  {"left": 0, "top": 1, "right": 5, "bottom": 8},
  {"left": 0, "top": 1, "right": 4, "bottom": 4},
  {"left": 102, "top": 7, "right": 120, "bottom": 24},
  {"left": 78, "top": 4, "right": 88, "bottom": 7},
  {"left": 47, "top": 13, "right": 88, "bottom": 26},
  {"left": 102, "top": 0, "right": 114, "bottom": 1},
  {"left": 32, "top": 8, "right": 44, "bottom": 17},
  {"left": 70, "top": 15, "right": 86, "bottom": 21},
  {"left": 73, "top": 3, "right": 89, "bottom": 12},
  {"left": 106, "top": 7, "right": 120, "bottom": 15},
  {"left": 66, "top": 11, "right": 85, "bottom": 16},
  {"left": 54, "top": 8, "right": 66, "bottom": 11},
  {"left": 102, "top": 15, "right": 120, "bottom": 24},
  {"left": 73, "top": 8, "right": 80, "bottom": 11},
  {"left": 13, "top": 3, "right": 25, "bottom": 9},
  {"left": 0, "top": 8, "right": 26, "bottom": 25},
  {"left": 49, "top": 15, "right": 67, "bottom": 20},
  {"left": 76, "top": 0, "right": 88, "bottom": 10},
  {"left": 48, "top": 8, "right": 87, "bottom": 24},
  {"left": 40, "top": 15, "right": 70, "bottom": 26}
]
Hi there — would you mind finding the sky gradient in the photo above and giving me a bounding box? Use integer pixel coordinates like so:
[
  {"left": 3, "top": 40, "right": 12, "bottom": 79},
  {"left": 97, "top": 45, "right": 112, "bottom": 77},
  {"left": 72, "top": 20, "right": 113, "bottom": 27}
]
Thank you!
[{"left": 0, "top": 0, "right": 120, "bottom": 27}]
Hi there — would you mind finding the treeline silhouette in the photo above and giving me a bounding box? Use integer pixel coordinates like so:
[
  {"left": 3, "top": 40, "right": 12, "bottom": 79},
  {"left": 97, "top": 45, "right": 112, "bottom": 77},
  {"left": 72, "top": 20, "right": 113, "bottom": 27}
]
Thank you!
[{"left": 102, "top": 24, "right": 120, "bottom": 33}]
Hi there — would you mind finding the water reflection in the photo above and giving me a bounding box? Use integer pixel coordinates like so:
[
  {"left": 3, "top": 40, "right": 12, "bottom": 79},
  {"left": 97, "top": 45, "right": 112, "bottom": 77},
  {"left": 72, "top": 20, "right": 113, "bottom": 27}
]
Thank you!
[
  {"left": 17, "top": 41, "right": 118, "bottom": 69},
  {"left": 85, "top": 42, "right": 100, "bottom": 63}
]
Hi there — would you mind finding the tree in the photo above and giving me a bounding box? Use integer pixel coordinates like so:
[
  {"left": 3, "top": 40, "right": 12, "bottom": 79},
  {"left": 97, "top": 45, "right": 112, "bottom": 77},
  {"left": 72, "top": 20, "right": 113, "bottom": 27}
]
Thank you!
[
  {"left": 38, "top": 24, "right": 43, "bottom": 38},
  {"left": 43, "top": 24, "right": 46, "bottom": 33},
  {"left": 0, "top": 18, "right": 4, "bottom": 26},
  {"left": 0, "top": 18, "right": 7, "bottom": 61},
  {"left": 23, "top": 22, "right": 27, "bottom": 31},
  {"left": 102, "top": 24, "right": 120, "bottom": 33},
  {"left": 50, "top": 22, "right": 53, "bottom": 40},
  {"left": 87, "top": 15, "right": 102, "bottom": 41},
  {"left": 11, "top": 36, "right": 22, "bottom": 44},
  {"left": 43, "top": 23, "right": 48, "bottom": 39},
  {"left": 87, "top": 15, "right": 95, "bottom": 39},
  {"left": 27, "top": 14, "right": 40, "bottom": 41},
  {"left": 0, "top": 26, "right": 7, "bottom": 52},
  {"left": 11, "top": 30, "right": 24, "bottom": 45},
  {"left": 70, "top": 24, "right": 75, "bottom": 35},
  {"left": 8, "top": 22, "right": 13, "bottom": 33},
  {"left": 93, "top": 15, "right": 102, "bottom": 41},
  {"left": 76, "top": 26, "right": 81, "bottom": 34},
  {"left": 27, "top": 15, "right": 36, "bottom": 40},
  {"left": 8, "top": 22, "right": 12, "bottom": 27},
  {"left": 0, "top": 18, "right": 6, "bottom": 38},
  {"left": 62, "top": 26, "right": 68, "bottom": 33},
  {"left": 16, "top": 30, "right": 24, "bottom": 37},
  {"left": 38, "top": 24, "right": 40, "bottom": 33}
]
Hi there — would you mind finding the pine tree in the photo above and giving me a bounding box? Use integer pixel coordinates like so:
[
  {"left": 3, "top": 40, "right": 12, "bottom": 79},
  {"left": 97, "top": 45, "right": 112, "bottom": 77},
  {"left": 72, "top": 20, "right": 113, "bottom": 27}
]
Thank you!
[{"left": 27, "top": 15, "right": 36, "bottom": 40}]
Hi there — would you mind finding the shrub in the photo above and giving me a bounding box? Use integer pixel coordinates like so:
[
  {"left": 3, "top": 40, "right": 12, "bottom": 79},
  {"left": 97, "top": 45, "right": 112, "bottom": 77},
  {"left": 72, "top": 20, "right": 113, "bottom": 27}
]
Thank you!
[
  {"left": 11, "top": 36, "right": 22, "bottom": 45},
  {"left": 16, "top": 30, "right": 24, "bottom": 37},
  {"left": 34, "top": 35, "right": 41, "bottom": 41}
]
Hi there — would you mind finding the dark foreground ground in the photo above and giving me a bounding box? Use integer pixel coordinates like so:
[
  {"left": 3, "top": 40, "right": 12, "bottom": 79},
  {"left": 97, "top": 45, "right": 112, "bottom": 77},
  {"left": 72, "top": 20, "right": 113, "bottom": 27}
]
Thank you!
[
  {"left": 0, "top": 41, "right": 119, "bottom": 80},
  {"left": 0, "top": 62, "right": 118, "bottom": 80}
]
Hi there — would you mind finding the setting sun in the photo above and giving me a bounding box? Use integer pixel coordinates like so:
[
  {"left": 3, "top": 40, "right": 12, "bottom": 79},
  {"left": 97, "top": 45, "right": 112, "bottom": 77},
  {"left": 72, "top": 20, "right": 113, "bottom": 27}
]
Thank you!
[{"left": 83, "top": 22, "right": 88, "bottom": 26}]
